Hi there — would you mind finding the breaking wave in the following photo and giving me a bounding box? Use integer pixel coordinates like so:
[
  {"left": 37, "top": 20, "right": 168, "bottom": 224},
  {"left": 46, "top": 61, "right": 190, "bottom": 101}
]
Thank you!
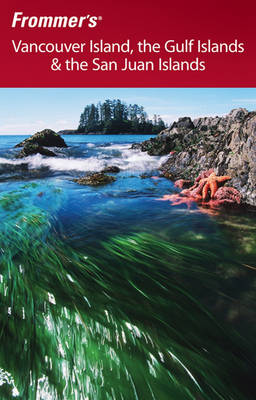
[{"left": 0, "top": 147, "right": 168, "bottom": 176}]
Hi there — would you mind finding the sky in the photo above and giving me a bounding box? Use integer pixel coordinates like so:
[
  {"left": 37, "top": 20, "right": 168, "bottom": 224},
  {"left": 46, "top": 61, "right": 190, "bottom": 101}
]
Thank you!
[{"left": 0, "top": 88, "right": 256, "bottom": 134}]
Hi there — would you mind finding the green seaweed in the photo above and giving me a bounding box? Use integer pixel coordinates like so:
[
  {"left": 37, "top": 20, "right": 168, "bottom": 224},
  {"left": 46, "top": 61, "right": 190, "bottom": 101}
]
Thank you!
[
  {"left": 0, "top": 227, "right": 255, "bottom": 398},
  {"left": 0, "top": 185, "right": 255, "bottom": 399}
]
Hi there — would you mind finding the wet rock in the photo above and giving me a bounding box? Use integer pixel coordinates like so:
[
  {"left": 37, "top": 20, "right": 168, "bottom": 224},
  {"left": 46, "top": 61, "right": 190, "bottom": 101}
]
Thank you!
[
  {"left": 102, "top": 166, "right": 120, "bottom": 173},
  {"left": 151, "top": 108, "right": 256, "bottom": 206},
  {"left": 73, "top": 172, "right": 116, "bottom": 186},
  {"left": 130, "top": 143, "right": 141, "bottom": 150},
  {"left": 15, "top": 129, "right": 67, "bottom": 148},
  {"left": 16, "top": 143, "right": 56, "bottom": 158},
  {"left": 161, "top": 171, "right": 174, "bottom": 180},
  {"left": 131, "top": 135, "right": 175, "bottom": 155}
]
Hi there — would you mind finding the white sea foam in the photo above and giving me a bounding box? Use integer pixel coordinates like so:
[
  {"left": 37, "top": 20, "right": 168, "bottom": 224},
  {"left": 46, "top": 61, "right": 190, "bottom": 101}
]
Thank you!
[
  {"left": 0, "top": 147, "right": 168, "bottom": 173},
  {"left": 113, "top": 148, "right": 168, "bottom": 171},
  {"left": 101, "top": 143, "right": 131, "bottom": 151},
  {"left": 29, "top": 154, "right": 106, "bottom": 172},
  {"left": 0, "top": 157, "right": 29, "bottom": 166}
]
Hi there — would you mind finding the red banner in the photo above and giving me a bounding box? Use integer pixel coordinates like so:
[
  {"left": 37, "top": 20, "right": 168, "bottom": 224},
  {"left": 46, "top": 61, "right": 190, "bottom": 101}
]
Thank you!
[{"left": 0, "top": 0, "right": 255, "bottom": 87}]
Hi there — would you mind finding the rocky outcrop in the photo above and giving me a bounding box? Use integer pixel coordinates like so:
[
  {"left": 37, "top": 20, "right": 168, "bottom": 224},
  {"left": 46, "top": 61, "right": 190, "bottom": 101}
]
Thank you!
[
  {"left": 160, "top": 116, "right": 195, "bottom": 136},
  {"left": 73, "top": 172, "right": 116, "bottom": 186},
  {"left": 15, "top": 129, "right": 67, "bottom": 148},
  {"left": 136, "top": 108, "right": 256, "bottom": 206},
  {"left": 16, "top": 143, "right": 56, "bottom": 158},
  {"left": 102, "top": 166, "right": 120, "bottom": 173},
  {"left": 131, "top": 135, "right": 174, "bottom": 155}
]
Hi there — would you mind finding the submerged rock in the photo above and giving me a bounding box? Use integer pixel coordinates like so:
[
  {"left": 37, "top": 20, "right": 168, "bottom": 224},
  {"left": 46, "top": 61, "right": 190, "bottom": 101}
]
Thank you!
[
  {"left": 16, "top": 143, "right": 56, "bottom": 158},
  {"left": 102, "top": 166, "right": 121, "bottom": 173},
  {"left": 73, "top": 172, "right": 116, "bottom": 186},
  {"left": 15, "top": 129, "right": 67, "bottom": 148}
]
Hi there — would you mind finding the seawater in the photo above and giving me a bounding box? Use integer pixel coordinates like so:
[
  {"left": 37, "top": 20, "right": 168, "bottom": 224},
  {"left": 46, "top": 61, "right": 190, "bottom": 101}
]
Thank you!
[{"left": 0, "top": 134, "right": 256, "bottom": 399}]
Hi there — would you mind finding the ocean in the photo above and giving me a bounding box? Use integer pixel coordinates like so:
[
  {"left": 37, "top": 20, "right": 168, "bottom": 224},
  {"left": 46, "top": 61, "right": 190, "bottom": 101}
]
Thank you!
[{"left": 0, "top": 134, "right": 256, "bottom": 399}]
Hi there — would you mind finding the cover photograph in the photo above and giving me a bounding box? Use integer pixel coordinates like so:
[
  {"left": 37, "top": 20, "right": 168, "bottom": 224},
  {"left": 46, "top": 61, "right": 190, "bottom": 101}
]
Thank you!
[{"left": 0, "top": 0, "right": 256, "bottom": 399}]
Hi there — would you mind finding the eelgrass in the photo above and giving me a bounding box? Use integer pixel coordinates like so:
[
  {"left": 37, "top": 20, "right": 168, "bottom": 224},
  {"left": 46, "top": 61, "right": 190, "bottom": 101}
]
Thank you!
[{"left": 0, "top": 185, "right": 255, "bottom": 399}]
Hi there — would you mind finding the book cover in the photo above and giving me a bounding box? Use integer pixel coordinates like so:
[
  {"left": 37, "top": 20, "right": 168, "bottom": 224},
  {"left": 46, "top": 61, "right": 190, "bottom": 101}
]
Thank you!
[{"left": 0, "top": 0, "right": 255, "bottom": 399}]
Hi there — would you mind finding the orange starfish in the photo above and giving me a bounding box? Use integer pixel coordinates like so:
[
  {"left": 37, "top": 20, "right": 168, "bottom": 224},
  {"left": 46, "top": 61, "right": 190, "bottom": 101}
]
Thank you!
[{"left": 199, "top": 172, "right": 231, "bottom": 200}]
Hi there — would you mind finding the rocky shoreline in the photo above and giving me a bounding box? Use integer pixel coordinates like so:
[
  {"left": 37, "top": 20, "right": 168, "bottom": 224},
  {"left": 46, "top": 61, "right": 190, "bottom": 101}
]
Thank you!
[
  {"left": 12, "top": 112, "right": 256, "bottom": 206},
  {"left": 133, "top": 108, "right": 256, "bottom": 206}
]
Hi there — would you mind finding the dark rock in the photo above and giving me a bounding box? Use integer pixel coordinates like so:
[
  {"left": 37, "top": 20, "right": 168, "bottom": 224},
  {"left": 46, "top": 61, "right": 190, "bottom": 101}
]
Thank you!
[
  {"left": 131, "top": 135, "right": 175, "bottom": 155},
  {"left": 16, "top": 143, "right": 56, "bottom": 158},
  {"left": 161, "top": 171, "right": 174, "bottom": 180},
  {"left": 159, "top": 117, "right": 194, "bottom": 137},
  {"left": 170, "top": 117, "right": 194, "bottom": 133},
  {"left": 130, "top": 143, "right": 141, "bottom": 150},
  {"left": 102, "top": 166, "right": 120, "bottom": 173},
  {"left": 73, "top": 172, "right": 116, "bottom": 186},
  {"left": 15, "top": 129, "right": 67, "bottom": 148},
  {"left": 133, "top": 118, "right": 196, "bottom": 156}
]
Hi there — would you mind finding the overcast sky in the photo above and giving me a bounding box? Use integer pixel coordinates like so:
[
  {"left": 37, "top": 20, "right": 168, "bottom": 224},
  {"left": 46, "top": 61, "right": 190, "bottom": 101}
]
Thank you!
[{"left": 0, "top": 88, "right": 256, "bottom": 134}]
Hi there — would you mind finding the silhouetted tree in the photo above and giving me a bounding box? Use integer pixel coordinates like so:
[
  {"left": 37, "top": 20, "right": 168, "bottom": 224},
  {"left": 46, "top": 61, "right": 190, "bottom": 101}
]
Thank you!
[{"left": 77, "top": 99, "right": 166, "bottom": 134}]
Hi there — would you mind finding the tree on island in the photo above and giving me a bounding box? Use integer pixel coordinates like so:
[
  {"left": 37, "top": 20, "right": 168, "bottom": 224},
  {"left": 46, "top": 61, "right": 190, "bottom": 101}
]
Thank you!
[{"left": 77, "top": 99, "right": 166, "bottom": 134}]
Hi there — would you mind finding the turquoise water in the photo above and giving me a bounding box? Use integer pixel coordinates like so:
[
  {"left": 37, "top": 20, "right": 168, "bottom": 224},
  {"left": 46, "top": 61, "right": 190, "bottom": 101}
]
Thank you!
[{"left": 0, "top": 134, "right": 256, "bottom": 399}]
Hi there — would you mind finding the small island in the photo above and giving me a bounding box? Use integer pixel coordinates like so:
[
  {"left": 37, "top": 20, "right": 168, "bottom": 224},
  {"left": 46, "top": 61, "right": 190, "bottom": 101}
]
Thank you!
[{"left": 59, "top": 99, "right": 166, "bottom": 135}]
